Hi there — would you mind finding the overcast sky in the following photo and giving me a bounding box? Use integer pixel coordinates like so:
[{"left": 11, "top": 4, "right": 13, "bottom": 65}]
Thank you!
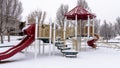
[{"left": 21, "top": 0, "right": 120, "bottom": 23}]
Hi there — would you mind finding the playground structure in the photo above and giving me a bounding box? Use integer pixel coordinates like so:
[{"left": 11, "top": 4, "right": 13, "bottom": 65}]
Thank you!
[
  {"left": 34, "top": 6, "right": 98, "bottom": 56},
  {"left": 64, "top": 6, "right": 98, "bottom": 50},
  {"left": 0, "top": 6, "right": 99, "bottom": 61}
]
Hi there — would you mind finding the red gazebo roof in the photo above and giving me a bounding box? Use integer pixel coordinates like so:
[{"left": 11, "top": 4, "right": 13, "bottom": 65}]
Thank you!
[{"left": 64, "top": 6, "right": 96, "bottom": 20}]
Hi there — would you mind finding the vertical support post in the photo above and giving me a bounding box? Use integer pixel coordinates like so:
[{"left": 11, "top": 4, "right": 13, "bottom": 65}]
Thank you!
[
  {"left": 92, "top": 18, "right": 95, "bottom": 37},
  {"left": 53, "top": 22, "right": 56, "bottom": 55},
  {"left": 87, "top": 15, "right": 90, "bottom": 39},
  {"left": 75, "top": 15, "right": 78, "bottom": 51},
  {"left": 85, "top": 15, "right": 90, "bottom": 51},
  {"left": 75, "top": 15, "right": 78, "bottom": 39},
  {"left": 38, "top": 17, "right": 41, "bottom": 54},
  {"left": 49, "top": 19, "right": 52, "bottom": 56},
  {"left": 42, "top": 43, "right": 45, "bottom": 54},
  {"left": 79, "top": 20, "right": 81, "bottom": 51},
  {"left": 64, "top": 17, "right": 66, "bottom": 40},
  {"left": 35, "top": 16, "right": 38, "bottom": 59},
  {"left": 25, "top": 17, "right": 28, "bottom": 53}
]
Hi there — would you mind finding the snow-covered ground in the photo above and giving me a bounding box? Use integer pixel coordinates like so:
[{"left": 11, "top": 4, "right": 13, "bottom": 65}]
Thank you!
[
  {"left": 0, "top": 36, "right": 23, "bottom": 46},
  {"left": 0, "top": 36, "right": 120, "bottom": 68}
]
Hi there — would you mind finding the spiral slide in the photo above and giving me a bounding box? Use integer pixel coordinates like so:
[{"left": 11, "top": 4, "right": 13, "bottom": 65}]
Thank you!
[
  {"left": 87, "top": 34, "right": 99, "bottom": 48},
  {"left": 0, "top": 24, "right": 35, "bottom": 61}
]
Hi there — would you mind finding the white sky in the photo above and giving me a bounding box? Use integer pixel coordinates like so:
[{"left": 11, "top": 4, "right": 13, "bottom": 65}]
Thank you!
[{"left": 21, "top": 0, "right": 120, "bottom": 23}]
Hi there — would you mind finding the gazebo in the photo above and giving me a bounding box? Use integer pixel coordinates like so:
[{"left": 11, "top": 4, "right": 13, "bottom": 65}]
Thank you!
[{"left": 64, "top": 6, "right": 96, "bottom": 51}]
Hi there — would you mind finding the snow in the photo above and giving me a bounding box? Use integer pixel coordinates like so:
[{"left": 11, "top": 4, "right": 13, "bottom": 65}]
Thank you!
[
  {"left": 108, "top": 35, "right": 120, "bottom": 43},
  {"left": 0, "top": 36, "right": 120, "bottom": 68},
  {"left": 0, "top": 36, "right": 23, "bottom": 47},
  {"left": 22, "top": 25, "right": 30, "bottom": 32},
  {"left": 62, "top": 49, "right": 77, "bottom": 52}
]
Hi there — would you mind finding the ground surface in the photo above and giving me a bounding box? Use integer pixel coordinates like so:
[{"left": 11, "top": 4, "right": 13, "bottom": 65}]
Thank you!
[{"left": 0, "top": 36, "right": 120, "bottom": 68}]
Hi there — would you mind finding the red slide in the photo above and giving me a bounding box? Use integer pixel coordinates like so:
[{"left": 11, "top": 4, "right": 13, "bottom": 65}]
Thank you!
[
  {"left": 0, "top": 24, "right": 35, "bottom": 60},
  {"left": 87, "top": 34, "right": 99, "bottom": 48}
]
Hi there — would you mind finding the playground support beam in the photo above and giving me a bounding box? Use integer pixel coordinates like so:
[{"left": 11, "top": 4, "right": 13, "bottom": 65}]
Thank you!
[
  {"left": 75, "top": 15, "right": 79, "bottom": 51},
  {"left": 79, "top": 20, "right": 82, "bottom": 51},
  {"left": 63, "top": 17, "right": 67, "bottom": 40},
  {"left": 87, "top": 15, "right": 90, "bottom": 39},
  {"left": 38, "top": 15, "right": 42, "bottom": 55},
  {"left": 92, "top": 18, "right": 95, "bottom": 37},
  {"left": 53, "top": 22, "right": 56, "bottom": 55},
  {"left": 75, "top": 15, "right": 78, "bottom": 40},
  {"left": 25, "top": 17, "right": 28, "bottom": 53},
  {"left": 85, "top": 15, "right": 90, "bottom": 51},
  {"left": 49, "top": 19, "right": 52, "bottom": 56},
  {"left": 35, "top": 16, "right": 38, "bottom": 59}
]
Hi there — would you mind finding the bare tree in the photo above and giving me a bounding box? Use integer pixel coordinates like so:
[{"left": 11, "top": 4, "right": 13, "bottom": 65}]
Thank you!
[
  {"left": 77, "top": 0, "right": 90, "bottom": 11},
  {"left": 0, "top": 0, "right": 23, "bottom": 43},
  {"left": 5, "top": 0, "right": 12, "bottom": 42},
  {"left": 114, "top": 22, "right": 119, "bottom": 35},
  {"left": 109, "top": 23, "right": 116, "bottom": 38},
  {"left": 56, "top": 4, "right": 68, "bottom": 27},
  {"left": 0, "top": 0, "right": 5, "bottom": 43},
  {"left": 27, "top": 10, "right": 46, "bottom": 24},
  {"left": 116, "top": 17, "right": 120, "bottom": 35},
  {"left": 100, "top": 20, "right": 108, "bottom": 40},
  {"left": 94, "top": 19, "right": 100, "bottom": 34},
  {"left": 5, "top": 0, "right": 23, "bottom": 42},
  {"left": 100, "top": 20, "right": 115, "bottom": 40}
]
